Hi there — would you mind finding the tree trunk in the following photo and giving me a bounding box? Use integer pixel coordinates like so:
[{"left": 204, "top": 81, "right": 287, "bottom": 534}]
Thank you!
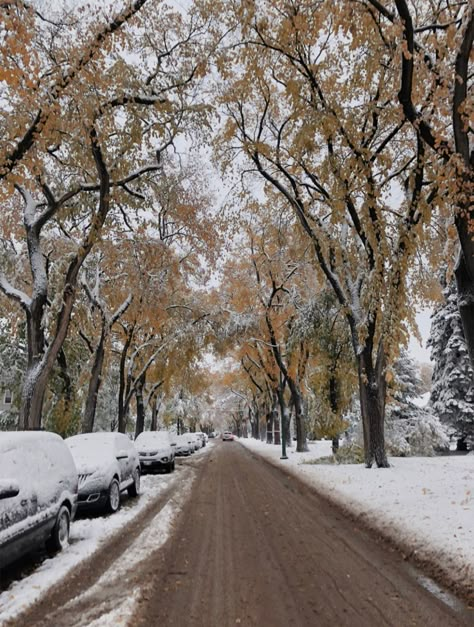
[
  {"left": 251, "top": 404, "right": 259, "bottom": 439},
  {"left": 287, "top": 378, "right": 308, "bottom": 452},
  {"left": 259, "top": 405, "right": 267, "bottom": 441},
  {"left": 357, "top": 344, "right": 389, "bottom": 468},
  {"left": 20, "top": 275, "right": 81, "bottom": 429},
  {"left": 134, "top": 372, "right": 146, "bottom": 438},
  {"left": 329, "top": 375, "right": 340, "bottom": 454},
  {"left": 19, "top": 363, "right": 47, "bottom": 430},
  {"left": 266, "top": 410, "right": 274, "bottom": 443},
  {"left": 150, "top": 397, "right": 158, "bottom": 431},
  {"left": 19, "top": 132, "right": 111, "bottom": 430},
  {"left": 276, "top": 382, "right": 290, "bottom": 451},
  {"left": 118, "top": 327, "right": 134, "bottom": 433},
  {"left": 82, "top": 327, "right": 106, "bottom": 433},
  {"left": 456, "top": 437, "right": 468, "bottom": 452},
  {"left": 455, "top": 247, "right": 474, "bottom": 372},
  {"left": 266, "top": 391, "right": 278, "bottom": 443},
  {"left": 56, "top": 348, "right": 73, "bottom": 436}
]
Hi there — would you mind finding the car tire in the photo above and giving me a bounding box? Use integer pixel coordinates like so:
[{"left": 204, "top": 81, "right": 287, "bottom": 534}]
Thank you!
[
  {"left": 106, "top": 478, "right": 121, "bottom": 513},
  {"left": 46, "top": 505, "right": 70, "bottom": 554},
  {"left": 128, "top": 468, "right": 140, "bottom": 497},
  {"left": 171, "top": 458, "right": 175, "bottom": 471}
]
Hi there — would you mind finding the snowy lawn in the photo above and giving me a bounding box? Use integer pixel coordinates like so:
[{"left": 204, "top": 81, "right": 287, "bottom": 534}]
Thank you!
[
  {"left": 0, "top": 443, "right": 213, "bottom": 624},
  {"left": 239, "top": 438, "right": 474, "bottom": 598}
]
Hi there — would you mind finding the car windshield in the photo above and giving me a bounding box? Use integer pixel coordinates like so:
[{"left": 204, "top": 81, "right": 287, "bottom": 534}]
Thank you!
[
  {"left": 135, "top": 432, "right": 169, "bottom": 446},
  {"left": 66, "top": 434, "right": 115, "bottom": 463}
]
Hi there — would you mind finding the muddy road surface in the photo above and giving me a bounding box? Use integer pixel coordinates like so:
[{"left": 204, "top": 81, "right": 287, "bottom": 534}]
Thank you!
[
  {"left": 133, "top": 441, "right": 473, "bottom": 627},
  {"left": 5, "top": 441, "right": 474, "bottom": 626}
]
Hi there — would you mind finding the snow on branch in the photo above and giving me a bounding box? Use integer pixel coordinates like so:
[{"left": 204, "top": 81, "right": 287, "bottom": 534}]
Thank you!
[
  {"left": 15, "top": 185, "right": 41, "bottom": 228},
  {"left": 0, "top": 274, "right": 31, "bottom": 309},
  {"left": 110, "top": 294, "right": 133, "bottom": 325}
]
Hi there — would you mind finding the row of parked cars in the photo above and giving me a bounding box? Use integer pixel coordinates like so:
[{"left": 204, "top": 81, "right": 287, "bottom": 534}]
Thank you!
[{"left": 0, "top": 428, "right": 209, "bottom": 569}]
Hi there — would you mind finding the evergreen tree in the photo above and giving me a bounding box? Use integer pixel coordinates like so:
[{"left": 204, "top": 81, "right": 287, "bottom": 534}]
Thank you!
[
  {"left": 385, "top": 350, "right": 448, "bottom": 456},
  {"left": 428, "top": 281, "right": 474, "bottom": 450},
  {"left": 0, "top": 319, "right": 27, "bottom": 429}
]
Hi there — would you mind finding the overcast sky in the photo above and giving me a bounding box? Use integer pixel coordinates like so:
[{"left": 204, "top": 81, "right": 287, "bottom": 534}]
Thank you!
[{"left": 408, "top": 309, "right": 433, "bottom": 363}]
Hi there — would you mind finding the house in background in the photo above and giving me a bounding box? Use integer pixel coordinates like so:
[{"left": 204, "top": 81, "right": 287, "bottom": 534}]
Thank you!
[
  {"left": 0, "top": 387, "right": 13, "bottom": 410},
  {"left": 0, "top": 384, "right": 19, "bottom": 429}
]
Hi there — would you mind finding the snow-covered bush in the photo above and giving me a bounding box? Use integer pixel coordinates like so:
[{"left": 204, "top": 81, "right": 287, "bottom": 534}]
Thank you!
[
  {"left": 385, "top": 351, "right": 448, "bottom": 456},
  {"left": 0, "top": 409, "right": 17, "bottom": 430},
  {"left": 386, "top": 407, "right": 448, "bottom": 456}
]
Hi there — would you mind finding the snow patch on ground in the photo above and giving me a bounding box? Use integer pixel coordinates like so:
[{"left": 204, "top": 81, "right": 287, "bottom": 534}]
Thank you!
[
  {"left": 86, "top": 590, "right": 141, "bottom": 627},
  {"left": 239, "top": 438, "right": 474, "bottom": 596},
  {"left": 60, "top": 474, "right": 195, "bottom": 627}
]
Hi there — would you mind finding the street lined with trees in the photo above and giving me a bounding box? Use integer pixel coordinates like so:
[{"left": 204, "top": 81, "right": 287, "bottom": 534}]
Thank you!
[{"left": 0, "top": 0, "right": 472, "bottom": 465}]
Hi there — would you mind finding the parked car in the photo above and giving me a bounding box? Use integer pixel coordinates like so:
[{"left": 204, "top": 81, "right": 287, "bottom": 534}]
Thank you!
[
  {"left": 175, "top": 434, "right": 193, "bottom": 457},
  {"left": 66, "top": 432, "right": 140, "bottom": 514},
  {"left": 184, "top": 433, "right": 197, "bottom": 453},
  {"left": 188, "top": 433, "right": 202, "bottom": 451},
  {"left": 195, "top": 432, "right": 208, "bottom": 447},
  {"left": 222, "top": 431, "right": 234, "bottom": 441},
  {"left": 135, "top": 430, "right": 176, "bottom": 473},
  {"left": 0, "top": 431, "right": 78, "bottom": 568}
]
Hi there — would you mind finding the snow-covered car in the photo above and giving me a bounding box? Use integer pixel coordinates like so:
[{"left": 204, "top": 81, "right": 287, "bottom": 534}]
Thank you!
[
  {"left": 135, "top": 430, "right": 176, "bottom": 473},
  {"left": 0, "top": 431, "right": 78, "bottom": 568},
  {"left": 195, "top": 432, "right": 208, "bottom": 447},
  {"left": 188, "top": 433, "right": 202, "bottom": 451},
  {"left": 66, "top": 432, "right": 140, "bottom": 514},
  {"left": 175, "top": 434, "right": 193, "bottom": 457},
  {"left": 222, "top": 431, "right": 234, "bottom": 441}
]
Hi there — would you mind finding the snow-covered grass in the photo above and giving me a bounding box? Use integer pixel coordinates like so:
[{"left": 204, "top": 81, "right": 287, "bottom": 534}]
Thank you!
[
  {"left": 0, "top": 443, "right": 212, "bottom": 624},
  {"left": 239, "top": 438, "right": 474, "bottom": 598}
]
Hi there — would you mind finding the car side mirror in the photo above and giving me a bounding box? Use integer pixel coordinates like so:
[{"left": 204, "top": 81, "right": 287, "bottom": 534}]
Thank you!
[
  {"left": 0, "top": 480, "right": 20, "bottom": 500},
  {"left": 116, "top": 450, "right": 128, "bottom": 460},
  {"left": 170, "top": 442, "right": 176, "bottom": 447}
]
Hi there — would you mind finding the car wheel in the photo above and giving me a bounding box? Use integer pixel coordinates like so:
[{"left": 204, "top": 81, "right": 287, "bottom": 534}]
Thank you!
[
  {"left": 128, "top": 468, "right": 140, "bottom": 497},
  {"left": 171, "top": 458, "right": 175, "bottom": 471},
  {"left": 46, "top": 505, "right": 70, "bottom": 554},
  {"left": 106, "top": 478, "right": 121, "bottom": 513}
]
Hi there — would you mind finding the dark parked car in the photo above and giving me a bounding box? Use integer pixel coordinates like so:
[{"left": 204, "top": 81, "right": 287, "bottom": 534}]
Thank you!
[
  {"left": 66, "top": 432, "right": 140, "bottom": 513},
  {"left": 0, "top": 431, "right": 78, "bottom": 568}
]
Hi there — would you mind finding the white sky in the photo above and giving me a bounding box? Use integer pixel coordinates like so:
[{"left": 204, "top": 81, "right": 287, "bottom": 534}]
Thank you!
[{"left": 408, "top": 309, "right": 433, "bottom": 363}]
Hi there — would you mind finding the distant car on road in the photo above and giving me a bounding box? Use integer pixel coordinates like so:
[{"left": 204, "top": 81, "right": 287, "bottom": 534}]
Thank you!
[
  {"left": 222, "top": 431, "right": 234, "bottom": 441},
  {"left": 135, "top": 430, "right": 176, "bottom": 473},
  {"left": 66, "top": 432, "right": 140, "bottom": 514},
  {"left": 0, "top": 431, "right": 78, "bottom": 568}
]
